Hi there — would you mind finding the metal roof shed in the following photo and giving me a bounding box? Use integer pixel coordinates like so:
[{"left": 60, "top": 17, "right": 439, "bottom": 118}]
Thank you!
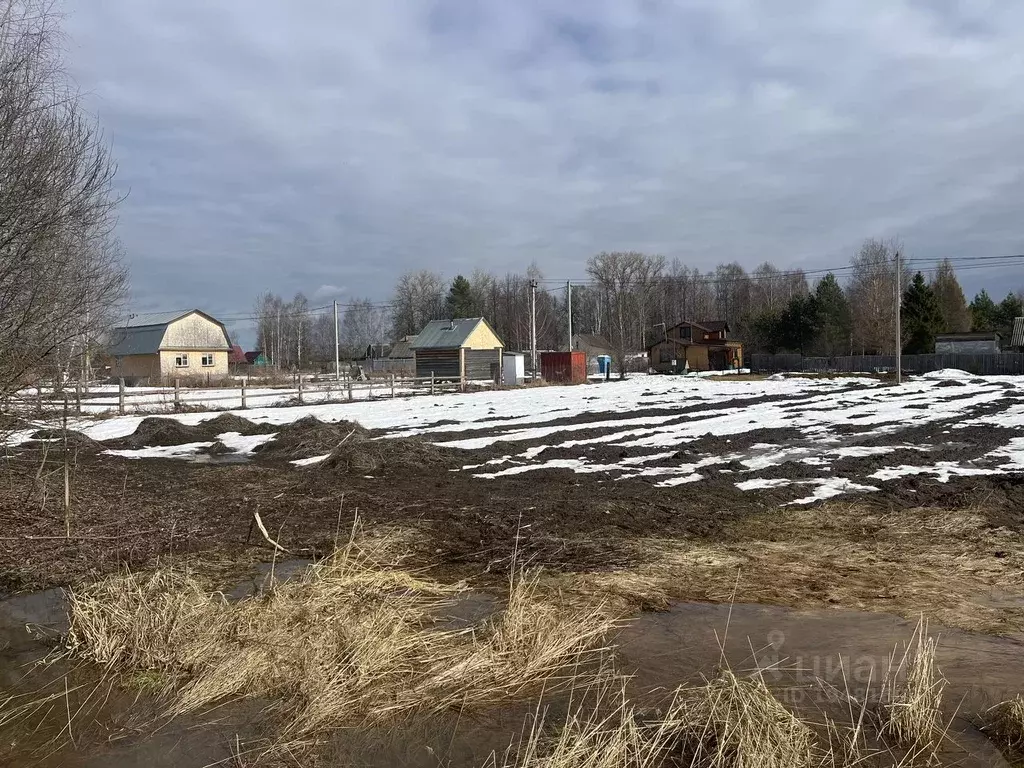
[{"left": 410, "top": 318, "right": 504, "bottom": 382}]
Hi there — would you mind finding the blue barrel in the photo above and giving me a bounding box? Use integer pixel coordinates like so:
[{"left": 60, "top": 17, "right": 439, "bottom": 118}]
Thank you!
[{"left": 597, "top": 355, "right": 611, "bottom": 375}]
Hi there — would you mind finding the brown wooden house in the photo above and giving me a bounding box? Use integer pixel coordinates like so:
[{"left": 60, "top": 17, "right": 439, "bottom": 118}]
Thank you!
[
  {"left": 410, "top": 318, "right": 504, "bottom": 382},
  {"left": 647, "top": 321, "right": 743, "bottom": 373}
]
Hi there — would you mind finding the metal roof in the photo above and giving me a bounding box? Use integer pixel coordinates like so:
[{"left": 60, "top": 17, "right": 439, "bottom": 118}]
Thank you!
[
  {"left": 935, "top": 332, "right": 1000, "bottom": 341},
  {"left": 1012, "top": 317, "right": 1024, "bottom": 348},
  {"left": 410, "top": 318, "right": 497, "bottom": 350},
  {"left": 122, "top": 310, "right": 194, "bottom": 328},
  {"left": 389, "top": 335, "right": 417, "bottom": 359},
  {"left": 108, "top": 326, "right": 167, "bottom": 356}
]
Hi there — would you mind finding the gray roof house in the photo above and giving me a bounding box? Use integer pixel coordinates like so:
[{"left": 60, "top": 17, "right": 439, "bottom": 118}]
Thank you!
[
  {"left": 388, "top": 335, "right": 418, "bottom": 360},
  {"left": 410, "top": 318, "right": 504, "bottom": 381},
  {"left": 109, "top": 310, "right": 232, "bottom": 381}
]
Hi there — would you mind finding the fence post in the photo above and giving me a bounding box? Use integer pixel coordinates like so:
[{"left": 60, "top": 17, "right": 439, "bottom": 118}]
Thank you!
[
  {"left": 347, "top": 381, "right": 353, "bottom": 401},
  {"left": 369, "top": 379, "right": 373, "bottom": 399},
  {"left": 174, "top": 378, "right": 180, "bottom": 411},
  {"left": 75, "top": 380, "right": 82, "bottom": 415},
  {"left": 298, "top": 376, "right": 304, "bottom": 404},
  {"left": 241, "top": 381, "right": 247, "bottom": 409},
  {"left": 118, "top": 378, "right": 125, "bottom": 415},
  {"left": 390, "top": 374, "right": 395, "bottom": 399},
  {"left": 35, "top": 387, "right": 43, "bottom": 417},
  {"left": 430, "top": 373, "right": 435, "bottom": 395}
]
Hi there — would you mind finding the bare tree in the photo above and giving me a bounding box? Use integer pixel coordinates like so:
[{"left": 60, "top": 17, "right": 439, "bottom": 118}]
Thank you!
[
  {"left": 391, "top": 270, "right": 444, "bottom": 338},
  {"left": 846, "top": 238, "right": 911, "bottom": 354},
  {"left": 0, "top": 0, "right": 128, "bottom": 396},
  {"left": 586, "top": 251, "right": 662, "bottom": 377},
  {"left": 341, "top": 299, "right": 390, "bottom": 358}
]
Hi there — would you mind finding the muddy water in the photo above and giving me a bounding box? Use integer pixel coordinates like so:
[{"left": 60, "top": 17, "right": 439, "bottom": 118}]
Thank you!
[
  {"left": 617, "top": 603, "right": 1024, "bottom": 767},
  {"left": 1, "top": 591, "right": 1021, "bottom": 767}
]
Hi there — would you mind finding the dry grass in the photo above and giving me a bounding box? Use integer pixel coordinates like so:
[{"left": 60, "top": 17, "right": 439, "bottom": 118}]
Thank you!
[
  {"left": 666, "top": 669, "right": 815, "bottom": 768},
  {"left": 982, "top": 694, "right": 1024, "bottom": 756},
  {"left": 547, "top": 504, "right": 1024, "bottom": 633},
  {"left": 877, "top": 619, "right": 946, "bottom": 755},
  {"left": 65, "top": 532, "right": 617, "bottom": 741}
]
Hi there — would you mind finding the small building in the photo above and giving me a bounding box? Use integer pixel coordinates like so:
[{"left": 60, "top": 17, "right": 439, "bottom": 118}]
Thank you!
[
  {"left": 388, "top": 335, "right": 417, "bottom": 360},
  {"left": 410, "top": 318, "right": 504, "bottom": 382},
  {"left": 228, "top": 345, "right": 247, "bottom": 365},
  {"left": 109, "top": 310, "right": 232, "bottom": 382},
  {"left": 647, "top": 320, "right": 743, "bottom": 373},
  {"left": 572, "top": 333, "right": 614, "bottom": 374},
  {"left": 245, "top": 351, "right": 269, "bottom": 366},
  {"left": 934, "top": 332, "right": 1001, "bottom": 354},
  {"left": 502, "top": 352, "right": 525, "bottom": 385},
  {"left": 540, "top": 351, "right": 587, "bottom": 383}
]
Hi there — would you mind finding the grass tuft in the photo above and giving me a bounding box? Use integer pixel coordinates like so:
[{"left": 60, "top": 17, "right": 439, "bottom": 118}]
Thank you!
[
  {"left": 878, "top": 618, "right": 946, "bottom": 753},
  {"left": 982, "top": 694, "right": 1024, "bottom": 756}
]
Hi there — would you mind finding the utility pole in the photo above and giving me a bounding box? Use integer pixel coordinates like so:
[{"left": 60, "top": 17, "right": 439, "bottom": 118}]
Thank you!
[
  {"left": 895, "top": 250, "right": 902, "bottom": 385},
  {"left": 276, "top": 306, "right": 281, "bottom": 368},
  {"left": 334, "top": 300, "right": 340, "bottom": 381},
  {"left": 530, "top": 278, "right": 538, "bottom": 378},
  {"left": 566, "top": 280, "right": 572, "bottom": 351}
]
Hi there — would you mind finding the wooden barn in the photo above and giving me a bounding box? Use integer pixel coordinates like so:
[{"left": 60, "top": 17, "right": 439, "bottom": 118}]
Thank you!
[{"left": 410, "top": 318, "right": 504, "bottom": 382}]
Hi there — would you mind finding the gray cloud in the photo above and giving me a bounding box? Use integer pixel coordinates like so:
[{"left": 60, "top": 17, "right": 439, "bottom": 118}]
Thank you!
[{"left": 63, "top": 0, "right": 1024, "bottom": 330}]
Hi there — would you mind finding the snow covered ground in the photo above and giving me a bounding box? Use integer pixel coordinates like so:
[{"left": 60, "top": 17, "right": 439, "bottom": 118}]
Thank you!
[{"left": 9, "top": 371, "right": 1024, "bottom": 505}]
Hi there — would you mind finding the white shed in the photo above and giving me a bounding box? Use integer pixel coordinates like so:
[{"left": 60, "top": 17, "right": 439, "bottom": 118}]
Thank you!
[{"left": 502, "top": 352, "right": 525, "bottom": 386}]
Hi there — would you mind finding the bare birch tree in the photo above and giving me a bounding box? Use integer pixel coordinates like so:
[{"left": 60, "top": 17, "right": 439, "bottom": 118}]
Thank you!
[
  {"left": 846, "top": 238, "right": 911, "bottom": 354},
  {"left": 0, "top": 0, "right": 128, "bottom": 395}
]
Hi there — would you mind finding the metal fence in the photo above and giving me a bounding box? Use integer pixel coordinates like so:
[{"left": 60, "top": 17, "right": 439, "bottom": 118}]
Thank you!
[{"left": 751, "top": 352, "right": 1024, "bottom": 376}]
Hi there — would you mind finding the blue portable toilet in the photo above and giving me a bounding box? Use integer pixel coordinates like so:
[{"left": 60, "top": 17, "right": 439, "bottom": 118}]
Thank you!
[{"left": 597, "top": 355, "right": 612, "bottom": 376}]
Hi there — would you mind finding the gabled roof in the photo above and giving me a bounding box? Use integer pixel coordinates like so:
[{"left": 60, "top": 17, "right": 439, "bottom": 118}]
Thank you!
[
  {"left": 410, "top": 318, "right": 502, "bottom": 350},
  {"left": 1010, "top": 317, "right": 1024, "bottom": 348},
  {"left": 694, "top": 320, "right": 730, "bottom": 333},
  {"left": 245, "top": 351, "right": 266, "bottom": 364},
  {"left": 573, "top": 334, "right": 613, "bottom": 354},
  {"left": 109, "top": 309, "right": 230, "bottom": 357},
  {"left": 389, "top": 335, "right": 417, "bottom": 359},
  {"left": 228, "top": 344, "right": 247, "bottom": 364}
]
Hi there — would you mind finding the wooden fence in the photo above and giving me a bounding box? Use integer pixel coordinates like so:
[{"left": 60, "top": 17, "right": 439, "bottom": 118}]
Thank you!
[
  {"left": 751, "top": 352, "right": 1024, "bottom": 376},
  {"left": 7, "top": 373, "right": 489, "bottom": 417}
]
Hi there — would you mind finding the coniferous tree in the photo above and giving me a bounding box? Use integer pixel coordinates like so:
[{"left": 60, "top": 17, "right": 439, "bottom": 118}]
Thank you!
[
  {"left": 902, "top": 272, "right": 944, "bottom": 354},
  {"left": 969, "top": 290, "right": 999, "bottom": 332},
  {"left": 813, "top": 273, "right": 852, "bottom": 356},
  {"left": 444, "top": 275, "right": 476, "bottom": 318}
]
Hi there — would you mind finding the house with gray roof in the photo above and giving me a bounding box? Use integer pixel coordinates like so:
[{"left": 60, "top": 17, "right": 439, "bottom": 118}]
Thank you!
[
  {"left": 410, "top": 318, "right": 503, "bottom": 382},
  {"left": 109, "top": 310, "right": 232, "bottom": 382}
]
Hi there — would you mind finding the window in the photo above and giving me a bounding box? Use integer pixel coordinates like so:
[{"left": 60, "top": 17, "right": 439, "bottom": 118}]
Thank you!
[
  {"left": 680, "top": 326, "right": 692, "bottom": 341},
  {"left": 201, "top": 353, "right": 215, "bottom": 367},
  {"left": 175, "top": 353, "right": 189, "bottom": 368}
]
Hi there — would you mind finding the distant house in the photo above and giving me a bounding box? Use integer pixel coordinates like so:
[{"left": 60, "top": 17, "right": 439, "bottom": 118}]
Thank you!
[
  {"left": 572, "top": 333, "right": 614, "bottom": 373},
  {"left": 646, "top": 321, "right": 744, "bottom": 373},
  {"left": 934, "top": 332, "right": 1001, "bottom": 355},
  {"left": 411, "top": 318, "right": 504, "bottom": 381},
  {"left": 245, "top": 351, "right": 269, "bottom": 366},
  {"left": 109, "top": 310, "right": 232, "bottom": 381},
  {"left": 389, "top": 335, "right": 417, "bottom": 360},
  {"left": 228, "top": 345, "right": 247, "bottom": 365}
]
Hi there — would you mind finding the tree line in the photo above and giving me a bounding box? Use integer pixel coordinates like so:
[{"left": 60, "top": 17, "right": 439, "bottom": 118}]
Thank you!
[{"left": 252, "top": 237, "right": 1023, "bottom": 369}]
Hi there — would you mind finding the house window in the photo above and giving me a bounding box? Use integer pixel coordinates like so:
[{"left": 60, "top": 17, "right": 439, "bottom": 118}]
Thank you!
[
  {"left": 680, "top": 326, "right": 691, "bottom": 341},
  {"left": 175, "top": 353, "right": 189, "bottom": 368},
  {"left": 201, "top": 353, "right": 215, "bottom": 367}
]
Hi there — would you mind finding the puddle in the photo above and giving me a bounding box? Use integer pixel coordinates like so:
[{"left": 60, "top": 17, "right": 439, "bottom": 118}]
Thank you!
[{"left": 1, "top": 591, "right": 1021, "bottom": 766}]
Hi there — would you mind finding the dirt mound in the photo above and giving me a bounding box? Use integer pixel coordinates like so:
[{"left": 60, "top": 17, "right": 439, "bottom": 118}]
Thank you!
[
  {"left": 318, "top": 435, "right": 460, "bottom": 474},
  {"left": 254, "top": 417, "right": 369, "bottom": 461},
  {"left": 116, "top": 418, "right": 211, "bottom": 448},
  {"left": 24, "top": 428, "right": 101, "bottom": 453},
  {"left": 200, "top": 441, "right": 236, "bottom": 456},
  {"left": 199, "top": 413, "right": 277, "bottom": 436}
]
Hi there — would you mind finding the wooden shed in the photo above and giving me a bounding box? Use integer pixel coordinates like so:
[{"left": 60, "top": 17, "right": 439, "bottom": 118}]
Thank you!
[{"left": 410, "top": 318, "right": 504, "bottom": 382}]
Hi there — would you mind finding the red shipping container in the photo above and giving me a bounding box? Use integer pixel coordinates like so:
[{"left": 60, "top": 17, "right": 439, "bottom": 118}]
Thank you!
[{"left": 540, "top": 351, "right": 587, "bottom": 383}]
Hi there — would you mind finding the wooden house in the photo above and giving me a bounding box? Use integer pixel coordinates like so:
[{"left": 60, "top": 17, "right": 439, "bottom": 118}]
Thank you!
[
  {"left": 411, "top": 318, "right": 504, "bottom": 382},
  {"left": 647, "top": 321, "right": 743, "bottom": 373},
  {"left": 109, "top": 310, "right": 232, "bottom": 382}
]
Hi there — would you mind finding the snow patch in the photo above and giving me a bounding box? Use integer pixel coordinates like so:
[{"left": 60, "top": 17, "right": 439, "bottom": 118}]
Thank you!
[{"left": 921, "top": 369, "right": 973, "bottom": 380}]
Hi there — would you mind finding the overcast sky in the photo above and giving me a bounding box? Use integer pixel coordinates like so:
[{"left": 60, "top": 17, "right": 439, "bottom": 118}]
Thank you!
[{"left": 64, "top": 0, "right": 1024, "bottom": 340}]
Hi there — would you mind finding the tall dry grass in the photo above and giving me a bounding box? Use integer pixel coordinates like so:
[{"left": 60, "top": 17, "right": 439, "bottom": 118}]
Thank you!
[
  {"left": 65, "top": 533, "right": 617, "bottom": 740},
  {"left": 878, "top": 618, "right": 946, "bottom": 753}
]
